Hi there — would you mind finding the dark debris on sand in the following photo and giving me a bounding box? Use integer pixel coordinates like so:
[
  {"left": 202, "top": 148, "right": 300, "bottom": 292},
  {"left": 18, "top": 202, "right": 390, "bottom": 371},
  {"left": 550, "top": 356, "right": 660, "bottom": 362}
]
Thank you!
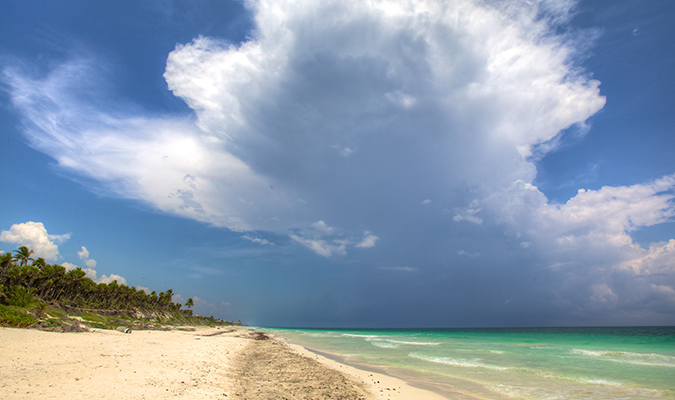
[{"left": 230, "top": 338, "right": 370, "bottom": 400}]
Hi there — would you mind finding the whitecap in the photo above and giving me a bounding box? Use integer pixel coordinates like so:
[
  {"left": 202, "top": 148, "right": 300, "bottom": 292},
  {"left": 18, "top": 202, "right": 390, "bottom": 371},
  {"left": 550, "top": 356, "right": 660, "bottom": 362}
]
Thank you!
[
  {"left": 575, "top": 377, "right": 625, "bottom": 387},
  {"left": 488, "top": 377, "right": 668, "bottom": 400},
  {"left": 387, "top": 340, "right": 441, "bottom": 346},
  {"left": 571, "top": 349, "right": 675, "bottom": 368},
  {"left": 371, "top": 341, "right": 399, "bottom": 349},
  {"left": 341, "top": 334, "right": 382, "bottom": 338},
  {"left": 409, "top": 353, "right": 510, "bottom": 370}
]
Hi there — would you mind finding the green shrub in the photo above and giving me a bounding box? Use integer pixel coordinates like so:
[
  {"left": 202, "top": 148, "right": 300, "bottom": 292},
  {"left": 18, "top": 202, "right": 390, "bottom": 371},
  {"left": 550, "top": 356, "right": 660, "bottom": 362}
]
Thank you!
[
  {"left": 6, "top": 286, "right": 34, "bottom": 307},
  {"left": 0, "top": 284, "right": 8, "bottom": 305},
  {"left": 80, "top": 312, "right": 108, "bottom": 323},
  {"left": 45, "top": 306, "right": 67, "bottom": 319},
  {"left": 42, "top": 318, "right": 61, "bottom": 327},
  {"left": 0, "top": 305, "right": 37, "bottom": 327}
]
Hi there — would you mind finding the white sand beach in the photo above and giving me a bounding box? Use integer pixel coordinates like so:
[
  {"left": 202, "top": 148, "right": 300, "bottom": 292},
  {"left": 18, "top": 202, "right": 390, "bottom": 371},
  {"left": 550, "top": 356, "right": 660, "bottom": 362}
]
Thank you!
[{"left": 0, "top": 326, "right": 448, "bottom": 400}]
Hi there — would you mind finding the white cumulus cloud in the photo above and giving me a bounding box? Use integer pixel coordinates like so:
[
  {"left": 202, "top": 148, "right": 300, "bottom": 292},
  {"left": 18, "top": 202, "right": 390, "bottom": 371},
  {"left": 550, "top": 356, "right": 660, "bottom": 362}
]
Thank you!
[
  {"left": 356, "top": 232, "right": 379, "bottom": 248},
  {"left": 0, "top": 221, "right": 70, "bottom": 262},
  {"left": 78, "top": 246, "right": 97, "bottom": 268},
  {"left": 4, "top": 0, "right": 604, "bottom": 240},
  {"left": 482, "top": 175, "right": 675, "bottom": 318},
  {"left": 290, "top": 235, "right": 347, "bottom": 258},
  {"left": 97, "top": 274, "right": 127, "bottom": 285}
]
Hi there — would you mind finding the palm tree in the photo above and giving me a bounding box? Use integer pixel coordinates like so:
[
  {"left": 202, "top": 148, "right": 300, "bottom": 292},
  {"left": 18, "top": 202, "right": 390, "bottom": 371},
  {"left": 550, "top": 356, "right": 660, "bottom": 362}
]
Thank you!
[
  {"left": 32, "top": 257, "right": 46, "bottom": 269},
  {"left": 1, "top": 252, "right": 14, "bottom": 269},
  {"left": 13, "top": 246, "right": 34, "bottom": 267},
  {"left": 165, "top": 288, "right": 174, "bottom": 303},
  {"left": 185, "top": 298, "right": 194, "bottom": 309}
]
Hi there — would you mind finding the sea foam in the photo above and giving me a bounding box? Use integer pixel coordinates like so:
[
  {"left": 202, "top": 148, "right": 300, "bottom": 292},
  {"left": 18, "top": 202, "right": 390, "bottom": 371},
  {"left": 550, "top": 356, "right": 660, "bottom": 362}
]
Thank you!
[
  {"left": 409, "top": 353, "right": 510, "bottom": 370},
  {"left": 571, "top": 349, "right": 675, "bottom": 368},
  {"left": 385, "top": 339, "right": 441, "bottom": 346}
]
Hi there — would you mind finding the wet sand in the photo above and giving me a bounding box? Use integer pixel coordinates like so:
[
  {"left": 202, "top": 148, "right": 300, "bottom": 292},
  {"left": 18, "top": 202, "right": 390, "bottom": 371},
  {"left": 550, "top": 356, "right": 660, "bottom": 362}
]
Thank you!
[{"left": 0, "top": 326, "right": 448, "bottom": 399}]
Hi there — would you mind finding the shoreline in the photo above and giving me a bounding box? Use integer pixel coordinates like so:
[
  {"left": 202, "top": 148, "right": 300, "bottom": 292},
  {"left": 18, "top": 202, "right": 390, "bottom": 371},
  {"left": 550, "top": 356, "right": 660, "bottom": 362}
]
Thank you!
[
  {"left": 277, "top": 337, "right": 451, "bottom": 400},
  {"left": 0, "top": 326, "right": 449, "bottom": 399},
  {"left": 298, "top": 346, "right": 471, "bottom": 400}
]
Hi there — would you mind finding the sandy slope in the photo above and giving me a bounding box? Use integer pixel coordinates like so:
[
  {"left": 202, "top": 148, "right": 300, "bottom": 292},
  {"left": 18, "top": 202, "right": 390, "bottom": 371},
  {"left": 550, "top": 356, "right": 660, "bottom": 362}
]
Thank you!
[{"left": 0, "top": 326, "right": 448, "bottom": 400}]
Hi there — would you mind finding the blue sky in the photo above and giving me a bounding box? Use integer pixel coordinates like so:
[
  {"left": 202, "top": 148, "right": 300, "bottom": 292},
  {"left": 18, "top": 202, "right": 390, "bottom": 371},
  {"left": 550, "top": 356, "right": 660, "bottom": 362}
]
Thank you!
[{"left": 1, "top": 0, "right": 674, "bottom": 328}]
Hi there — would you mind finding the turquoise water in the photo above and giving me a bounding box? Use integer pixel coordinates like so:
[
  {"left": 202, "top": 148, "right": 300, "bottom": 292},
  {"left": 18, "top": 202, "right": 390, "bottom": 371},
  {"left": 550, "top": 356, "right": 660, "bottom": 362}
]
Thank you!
[{"left": 262, "top": 327, "right": 675, "bottom": 400}]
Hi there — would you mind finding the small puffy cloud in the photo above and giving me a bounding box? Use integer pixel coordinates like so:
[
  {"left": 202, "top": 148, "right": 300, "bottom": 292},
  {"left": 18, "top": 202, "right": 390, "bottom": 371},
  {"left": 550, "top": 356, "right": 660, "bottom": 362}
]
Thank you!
[
  {"left": 356, "top": 232, "right": 379, "bottom": 248},
  {"left": 97, "top": 274, "right": 127, "bottom": 285},
  {"left": 78, "top": 246, "right": 97, "bottom": 268},
  {"left": 291, "top": 223, "right": 377, "bottom": 256},
  {"left": 311, "top": 221, "right": 334, "bottom": 235},
  {"left": 136, "top": 286, "right": 150, "bottom": 294},
  {"left": 69, "top": 246, "right": 126, "bottom": 285},
  {"left": 290, "top": 235, "right": 347, "bottom": 257},
  {"left": 421, "top": 199, "right": 431, "bottom": 205},
  {"left": 290, "top": 221, "right": 343, "bottom": 257},
  {"left": 77, "top": 246, "right": 89, "bottom": 260},
  {"left": 193, "top": 296, "right": 210, "bottom": 306},
  {"left": 172, "top": 294, "right": 186, "bottom": 304},
  {"left": 0, "top": 221, "right": 70, "bottom": 262},
  {"left": 241, "top": 235, "right": 273, "bottom": 246},
  {"left": 61, "top": 262, "right": 78, "bottom": 271},
  {"left": 452, "top": 213, "right": 483, "bottom": 225},
  {"left": 82, "top": 268, "right": 98, "bottom": 281}
]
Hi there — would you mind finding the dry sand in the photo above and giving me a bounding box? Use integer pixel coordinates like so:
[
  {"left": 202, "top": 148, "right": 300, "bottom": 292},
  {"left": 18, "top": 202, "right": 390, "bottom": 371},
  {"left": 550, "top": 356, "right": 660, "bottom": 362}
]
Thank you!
[{"left": 0, "top": 326, "right": 448, "bottom": 400}]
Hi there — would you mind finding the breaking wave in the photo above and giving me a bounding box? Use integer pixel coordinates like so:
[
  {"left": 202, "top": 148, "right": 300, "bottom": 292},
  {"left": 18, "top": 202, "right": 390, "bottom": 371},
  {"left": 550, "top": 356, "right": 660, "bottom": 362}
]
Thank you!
[
  {"left": 385, "top": 339, "right": 441, "bottom": 346},
  {"left": 409, "top": 353, "right": 510, "bottom": 370},
  {"left": 571, "top": 349, "right": 675, "bottom": 368}
]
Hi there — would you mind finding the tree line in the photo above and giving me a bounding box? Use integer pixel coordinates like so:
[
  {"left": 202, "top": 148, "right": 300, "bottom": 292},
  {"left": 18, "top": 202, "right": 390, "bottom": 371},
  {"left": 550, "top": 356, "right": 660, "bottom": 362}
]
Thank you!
[{"left": 1, "top": 246, "right": 194, "bottom": 313}]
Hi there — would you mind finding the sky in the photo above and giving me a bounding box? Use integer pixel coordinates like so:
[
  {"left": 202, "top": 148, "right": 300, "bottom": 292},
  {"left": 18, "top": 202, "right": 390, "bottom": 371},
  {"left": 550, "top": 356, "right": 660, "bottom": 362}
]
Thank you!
[{"left": 1, "top": 0, "right": 674, "bottom": 328}]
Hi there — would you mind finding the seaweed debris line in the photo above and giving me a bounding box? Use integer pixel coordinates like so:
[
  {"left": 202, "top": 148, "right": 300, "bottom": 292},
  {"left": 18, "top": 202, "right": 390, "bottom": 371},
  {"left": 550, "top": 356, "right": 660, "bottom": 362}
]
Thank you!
[{"left": 230, "top": 333, "right": 371, "bottom": 400}]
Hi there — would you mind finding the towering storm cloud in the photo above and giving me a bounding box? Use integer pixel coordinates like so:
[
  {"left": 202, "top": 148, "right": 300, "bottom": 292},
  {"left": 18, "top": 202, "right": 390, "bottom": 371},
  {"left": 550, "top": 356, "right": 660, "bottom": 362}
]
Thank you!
[{"left": 3, "top": 0, "right": 674, "bottom": 325}]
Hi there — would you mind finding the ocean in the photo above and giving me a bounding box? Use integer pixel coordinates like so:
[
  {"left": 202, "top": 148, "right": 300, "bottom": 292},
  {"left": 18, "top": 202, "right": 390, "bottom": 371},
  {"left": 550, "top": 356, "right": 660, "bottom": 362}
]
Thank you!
[{"left": 261, "top": 326, "right": 675, "bottom": 400}]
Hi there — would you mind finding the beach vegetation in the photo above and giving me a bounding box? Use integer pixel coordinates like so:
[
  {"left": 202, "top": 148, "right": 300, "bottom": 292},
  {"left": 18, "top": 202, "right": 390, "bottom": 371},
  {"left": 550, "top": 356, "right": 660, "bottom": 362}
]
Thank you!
[
  {"left": 0, "top": 246, "right": 239, "bottom": 330},
  {"left": 4, "top": 285, "right": 35, "bottom": 307},
  {"left": 45, "top": 305, "right": 67, "bottom": 319},
  {"left": 0, "top": 304, "right": 37, "bottom": 327},
  {"left": 42, "top": 318, "right": 62, "bottom": 328},
  {"left": 80, "top": 312, "right": 108, "bottom": 323}
]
